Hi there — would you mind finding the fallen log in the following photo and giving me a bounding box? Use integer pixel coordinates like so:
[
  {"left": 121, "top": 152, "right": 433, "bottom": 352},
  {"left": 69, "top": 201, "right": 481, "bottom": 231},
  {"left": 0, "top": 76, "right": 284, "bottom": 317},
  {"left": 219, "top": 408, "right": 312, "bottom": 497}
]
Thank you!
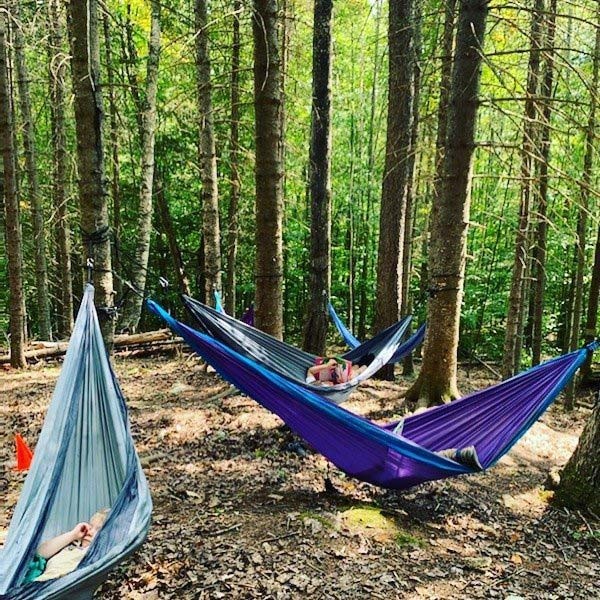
[{"left": 0, "top": 329, "right": 177, "bottom": 364}]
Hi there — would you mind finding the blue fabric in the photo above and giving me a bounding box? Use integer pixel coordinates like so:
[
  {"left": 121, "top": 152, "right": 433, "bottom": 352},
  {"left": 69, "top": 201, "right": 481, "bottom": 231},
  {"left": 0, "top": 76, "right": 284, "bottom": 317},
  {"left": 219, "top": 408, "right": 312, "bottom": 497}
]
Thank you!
[
  {"left": 213, "top": 290, "right": 225, "bottom": 314},
  {"left": 0, "top": 286, "right": 152, "bottom": 600},
  {"left": 328, "top": 301, "right": 425, "bottom": 363}
]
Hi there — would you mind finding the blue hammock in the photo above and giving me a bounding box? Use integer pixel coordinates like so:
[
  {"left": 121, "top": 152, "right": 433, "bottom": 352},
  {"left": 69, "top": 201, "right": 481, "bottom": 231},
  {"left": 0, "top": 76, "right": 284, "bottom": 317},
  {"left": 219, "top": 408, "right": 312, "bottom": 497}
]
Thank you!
[
  {"left": 328, "top": 301, "right": 425, "bottom": 361},
  {"left": 180, "top": 295, "right": 416, "bottom": 403},
  {"left": 0, "top": 286, "right": 152, "bottom": 600},
  {"left": 213, "top": 290, "right": 255, "bottom": 326},
  {"left": 148, "top": 298, "right": 597, "bottom": 490}
]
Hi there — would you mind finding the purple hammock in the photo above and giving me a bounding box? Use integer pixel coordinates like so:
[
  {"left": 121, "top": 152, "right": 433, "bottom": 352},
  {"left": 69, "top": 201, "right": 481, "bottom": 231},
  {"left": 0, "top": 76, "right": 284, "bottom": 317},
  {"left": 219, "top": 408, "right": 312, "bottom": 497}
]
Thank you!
[{"left": 147, "top": 298, "right": 596, "bottom": 490}]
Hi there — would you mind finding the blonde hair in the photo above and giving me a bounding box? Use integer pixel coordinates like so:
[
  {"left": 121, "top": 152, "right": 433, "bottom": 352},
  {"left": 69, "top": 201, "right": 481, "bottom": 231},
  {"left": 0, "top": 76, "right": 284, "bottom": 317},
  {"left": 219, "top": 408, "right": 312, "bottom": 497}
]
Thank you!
[{"left": 90, "top": 508, "right": 109, "bottom": 528}]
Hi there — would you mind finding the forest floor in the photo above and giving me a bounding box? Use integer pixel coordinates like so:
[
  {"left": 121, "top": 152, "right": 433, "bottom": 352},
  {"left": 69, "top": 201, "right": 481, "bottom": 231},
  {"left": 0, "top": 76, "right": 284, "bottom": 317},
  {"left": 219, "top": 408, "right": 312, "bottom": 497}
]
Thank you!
[{"left": 1, "top": 352, "right": 599, "bottom": 599}]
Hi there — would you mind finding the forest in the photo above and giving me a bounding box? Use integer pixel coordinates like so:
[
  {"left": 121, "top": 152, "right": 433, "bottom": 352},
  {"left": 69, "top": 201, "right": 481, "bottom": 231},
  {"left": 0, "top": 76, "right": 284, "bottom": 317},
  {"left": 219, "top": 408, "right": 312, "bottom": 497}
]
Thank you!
[{"left": 0, "top": 0, "right": 599, "bottom": 598}]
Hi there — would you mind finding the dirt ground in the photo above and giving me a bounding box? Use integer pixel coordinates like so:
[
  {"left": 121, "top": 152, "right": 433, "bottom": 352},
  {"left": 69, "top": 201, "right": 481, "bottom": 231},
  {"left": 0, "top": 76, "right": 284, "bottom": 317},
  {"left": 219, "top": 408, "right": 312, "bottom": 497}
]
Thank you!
[{"left": 1, "top": 352, "right": 599, "bottom": 599}]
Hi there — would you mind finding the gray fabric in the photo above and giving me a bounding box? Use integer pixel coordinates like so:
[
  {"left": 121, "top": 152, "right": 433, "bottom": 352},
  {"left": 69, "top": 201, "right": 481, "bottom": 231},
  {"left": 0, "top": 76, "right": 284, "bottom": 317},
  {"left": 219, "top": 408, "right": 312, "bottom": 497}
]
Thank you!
[
  {"left": 0, "top": 285, "right": 152, "bottom": 599},
  {"left": 182, "top": 296, "right": 411, "bottom": 403}
]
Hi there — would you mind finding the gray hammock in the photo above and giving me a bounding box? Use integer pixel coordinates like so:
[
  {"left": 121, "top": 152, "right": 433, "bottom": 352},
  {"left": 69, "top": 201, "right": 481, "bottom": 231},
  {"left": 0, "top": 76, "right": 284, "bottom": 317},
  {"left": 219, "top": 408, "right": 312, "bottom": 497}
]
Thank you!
[
  {"left": 181, "top": 295, "right": 415, "bottom": 404},
  {"left": 0, "top": 285, "right": 152, "bottom": 599}
]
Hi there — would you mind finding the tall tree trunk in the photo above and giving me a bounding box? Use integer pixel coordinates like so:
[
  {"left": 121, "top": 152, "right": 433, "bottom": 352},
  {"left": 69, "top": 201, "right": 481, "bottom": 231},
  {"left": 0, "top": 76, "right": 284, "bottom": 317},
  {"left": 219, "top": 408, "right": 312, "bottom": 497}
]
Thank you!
[
  {"left": 195, "top": 0, "right": 222, "bottom": 304},
  {"left": 406, "top": 0, "right": 488, "bottom": 407},
  {"left": 374, "top": 0, "right": 415, "bottom": 380},
  {"left": 225, "top": 0, "right": 242, "bottom": 316},
  {"left": 0, "top": 9, "right": 26, "bottom": 367},
  {"left": 67, "top": 0, "right": 114, "bottom": 345},
  {"left": 120, "top": 0, "right": 161, "bottom": 331},
  {"left": 253, "top": 0, "right": 284, "bottom": 338},
  {"left": 12, "top": 0, "right": 52, "bottom": 340},
  {"left": 554, "top": 397, "right": 600, "bottom": 513},
  {"left": 502, "top": 0, "right": 543, "bottom": 378},
  {"left": 531, "top": 1, "right": 557, "bottom": 366},
  {"left": 401, "top": 0, "right": 423, "bottom": 377},
  {"left": 47, "top": 0, "right": 73, "bottom": 338},
  {"left": 103, "top": 11, "right": 122, "bottom": 299},
  {"left": 432, "top": 0, "right": 456, "bottom": 208},
  {"left": 566, "top": 0, "right": 600, "bottom": 399},
  {"left": 303, "top": 0, "right": 333, "bottom": 355},
  {"left": 155, "top": 166, "right": 191, "bottom": 296},
  {"left": 582, "top": 224, "right": 599, "bottom": 382}
]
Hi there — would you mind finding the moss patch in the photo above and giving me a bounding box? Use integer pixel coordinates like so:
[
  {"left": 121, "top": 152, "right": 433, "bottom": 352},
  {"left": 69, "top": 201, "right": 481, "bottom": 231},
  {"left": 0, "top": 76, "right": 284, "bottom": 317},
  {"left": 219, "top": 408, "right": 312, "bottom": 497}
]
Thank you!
[{"left": 339, "top": 506, "right": 420, "bottom": 545}]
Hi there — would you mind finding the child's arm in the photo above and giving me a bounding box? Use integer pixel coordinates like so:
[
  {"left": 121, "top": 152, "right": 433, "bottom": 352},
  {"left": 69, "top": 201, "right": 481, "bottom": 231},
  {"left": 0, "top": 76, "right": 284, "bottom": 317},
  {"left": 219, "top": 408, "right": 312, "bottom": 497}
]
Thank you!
[
  {"left": 37, "top": 523, "right": 90, "bottom": 559},
  {"left": 308, "top": 359, "right": 337, "bottom": 377}
]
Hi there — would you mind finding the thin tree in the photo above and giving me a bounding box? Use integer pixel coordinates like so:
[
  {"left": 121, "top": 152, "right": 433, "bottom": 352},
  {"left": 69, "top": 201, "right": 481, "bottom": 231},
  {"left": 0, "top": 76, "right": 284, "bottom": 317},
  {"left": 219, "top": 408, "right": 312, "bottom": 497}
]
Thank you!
[
  {"left": 401, "top": 0, "right": 423, "bottom": 377},
  {"left": 225, "top": 0, "right": 242, "bottom": 316},
  {"left": 12, "top": 0, "right": 51, "bottom": 340},
  {"left": 564, "top": 0, "right": 599, "bottom": 406},
  {"left": 374, "top": 0, "right": 415, "bottom": 380},
  {"left": 502, "top": 0, "right": 543, "bottom": 378},
  {"left": 47, "top": 0, "right": 73, "bottom": 337},
  {"left": 581, "top": 223, "right": 599, "bottom": 382},
  {"left": 303, "top": 0, "right": 333, "bottom": 355},
  {"left": 531, "top": 0, "right": 557, "bottom": 366},
  {"left": 67, "top": 0, "right": 114, "bottom": 344},
  {"left": 120, "top": 0, "right": 161, "bottom": 331},
  {"left": 0, "top": 7, "right": 25, "bottom": 367},
  {"left": 253, "top": 0, "right": 284, "bottom": 338},
  {"left": 406, "top": 0, "right": 488, "bottom": 406},
  {"left": 195, "top": 0, "right": 222, "bottom": 304}
]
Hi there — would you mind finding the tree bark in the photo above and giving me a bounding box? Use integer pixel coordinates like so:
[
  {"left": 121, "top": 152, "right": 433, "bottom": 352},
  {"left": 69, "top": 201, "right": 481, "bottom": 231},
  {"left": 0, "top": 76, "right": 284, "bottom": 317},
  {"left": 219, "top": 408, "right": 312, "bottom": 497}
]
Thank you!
[
  {"left": 565, "top": 0, "right": 600, "bottom": 401},
  {"left": 405, "top": 0, "right": 488, "bottom": 407},
  {"left": 225, "top": 0, "right": 242, "bottom": 316},
  {"left": 253, "top": 0, "right": 284, "bottom": 338},
  {"left": 102, "top": 11, "right": 122, "bottom": 299},
  {"left": 401, "top": 0, "right": 423, "bottom": 377},
  {"left": 554, "top": 398, "right": 600, "bottom": 513},
  {"left": 0, "top": 9, "right": 26, "bottom": 367},
  {"left": 582, "top": 223, "right": 600, "bottom": 382},
  {"left": 503, "top": 0, "right": 543, "bottom": 378},
  {"left": 155, "top": 166, "right": 191, "bottom": 296},
  {"left": 303, "top": 0, "right": 333, "bottom": 355},
  {"left": 195, "top": 0, "right": 222, "bottom": 304},
  {"left": 12, "top": 0, "right": 52, "bottom": 341},
  {"left": 67, "top": 0, "right": 114, "bottom": 346},
  {"left": 531, "top": 1, "right": 557, "bottom": 366},
  {"left": 374, "top": 0, "right": 415, "bottom": 380},
  {"left": 120, "top": 0, "right": 161, "bottom": 331},
  {"left": 47, "top": 0, "right": 73, "bottom": 339}
]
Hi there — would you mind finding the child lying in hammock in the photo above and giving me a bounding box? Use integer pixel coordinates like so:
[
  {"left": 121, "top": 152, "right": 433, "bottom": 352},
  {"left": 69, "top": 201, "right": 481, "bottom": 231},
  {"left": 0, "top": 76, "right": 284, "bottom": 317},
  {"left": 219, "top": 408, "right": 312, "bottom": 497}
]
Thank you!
[
  {"left": 23, "top": 509, "right": 109, "bottom": 583},
  {"left": 306, "top": 356, "right": 367, "bottom": 386}
]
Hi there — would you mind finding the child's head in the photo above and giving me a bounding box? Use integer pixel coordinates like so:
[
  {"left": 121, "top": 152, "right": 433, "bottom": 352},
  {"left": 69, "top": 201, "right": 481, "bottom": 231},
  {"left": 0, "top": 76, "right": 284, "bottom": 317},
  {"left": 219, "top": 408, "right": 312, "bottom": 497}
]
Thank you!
[{"left": 82, "top": 509, "right": 109, "bottom": 547}]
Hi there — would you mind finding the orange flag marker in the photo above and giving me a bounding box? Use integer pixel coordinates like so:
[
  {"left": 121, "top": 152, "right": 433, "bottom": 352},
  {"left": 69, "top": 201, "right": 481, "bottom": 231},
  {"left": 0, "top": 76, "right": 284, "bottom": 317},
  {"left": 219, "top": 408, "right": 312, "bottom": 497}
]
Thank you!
[{"left": 14, "top": 433, "right": 33, "bottom": 471}]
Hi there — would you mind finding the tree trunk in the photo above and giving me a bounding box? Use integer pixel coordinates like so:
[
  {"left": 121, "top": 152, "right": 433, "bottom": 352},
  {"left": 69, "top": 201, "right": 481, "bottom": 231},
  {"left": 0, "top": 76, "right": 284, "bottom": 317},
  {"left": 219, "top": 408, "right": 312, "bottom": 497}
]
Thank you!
[
  {"left": 405, "top": 0, "right": 488, "bottom": 407},
  {"left": 155, "top": 166, "right": 191, "bottom": 296},
  {"left": 103, "top": 11, "right": 122, "bottom": 299},
  {"left": 225, "top": 0, "right": 242, "bottom": 316},
  {"left": 565, "top": 0, "right": 599, "bottom": 402},
  {"left": 432, "top": 0, "right": 457, "bottom": 208},
  {"left": 12, "top": 0, "right": 52, "bottom": 341},
  {"left": 253, "top": 0, "right": 284, "bottom": 338},
  {"left": 531, "top": 2, "right": 557, "bottom": 366},
  {"left": 195, "top": 0, "right": 222, "bottom": 304},
  {"left": 120, "top": 0, "right": 161, "bottom": 332},
  {"left": 502, "top": 0, "right": 543, "bottom": 378},
  {"left": 374, "top": 0, "right": 415, "bottom": 380},
  {"left": 554, "top": 398, "right": 600, "bottom": 513},
  {"left": 303, "top": 0, "right": 333, "bottom": 355},
  {"left": 67, "top": 0, "right": 114, "bottom": 346},
  {"left": 582, "top": 223, "right": 600, "bottom": 382},
  {"left": 47, "top": 0, "right": 73, "bottom": 338},
  {"left": 0, "top": 9, "right": 26, "bottom": 368},
  {"left": 401, "top": 0, "right": 423, "bottom": 377}
]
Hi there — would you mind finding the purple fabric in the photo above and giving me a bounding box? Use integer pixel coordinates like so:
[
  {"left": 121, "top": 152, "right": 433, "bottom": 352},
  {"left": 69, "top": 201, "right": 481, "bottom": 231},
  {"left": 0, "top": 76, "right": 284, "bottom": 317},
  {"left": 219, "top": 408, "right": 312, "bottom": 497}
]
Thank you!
[
  {"left": 241, "top": 304, "right": 254, "bottom": 327},
  {"left": 146, "top": 298, "right": 594, "bottom": 490}
]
